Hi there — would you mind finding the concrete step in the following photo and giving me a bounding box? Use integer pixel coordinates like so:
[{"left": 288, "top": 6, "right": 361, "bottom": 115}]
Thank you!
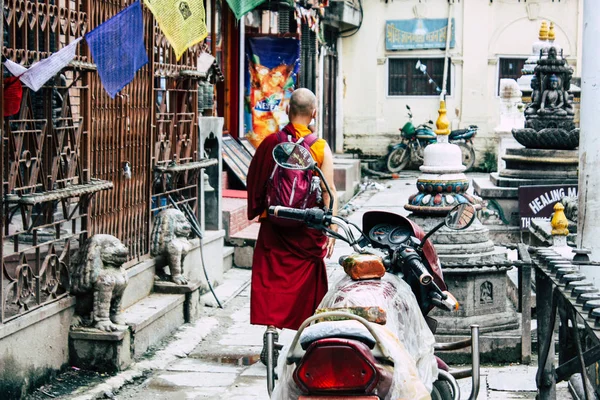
[
  {"left": 223, "top": 245, "right": 235, "bottom": 273},
  {"left": 229, "top": 222, "right": 260, "bottom": 269},
  {"left": 222, "top": 195, "right": 255, "bottom": 240},
  {"left": 201, "top": 267, "right": 251, "bottom": 308},
  {"left": 121, "top": 293, "right": 185, "bottom": 359}
]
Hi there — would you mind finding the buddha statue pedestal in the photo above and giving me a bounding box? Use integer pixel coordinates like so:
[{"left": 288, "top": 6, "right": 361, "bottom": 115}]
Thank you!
[{"left": 474, "top": 21, "right": 579, "bottom": 244}]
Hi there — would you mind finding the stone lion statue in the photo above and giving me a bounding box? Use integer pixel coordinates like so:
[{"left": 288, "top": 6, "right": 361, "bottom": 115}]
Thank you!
[
  {"left": 151, "top": 209, "right": 193, "bottom": 285},
  {"left": 70, "top": 234, "right": 129, "bottom": 332}
]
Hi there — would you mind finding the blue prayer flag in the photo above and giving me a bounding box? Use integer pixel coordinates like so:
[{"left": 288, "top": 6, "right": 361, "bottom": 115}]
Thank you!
[{"left": 86, "top": 1, "right": 148, "bottom": 98}]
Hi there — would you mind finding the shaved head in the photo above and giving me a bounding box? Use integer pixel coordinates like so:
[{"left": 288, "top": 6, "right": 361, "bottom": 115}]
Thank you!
[{"left": 289, "top": 88, "right": 317, "bottom": 119}]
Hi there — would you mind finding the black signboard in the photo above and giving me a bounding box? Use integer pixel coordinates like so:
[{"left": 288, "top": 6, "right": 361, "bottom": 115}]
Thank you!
[{"left": 518, "top": 184, "right": 578, "bottom": 230}]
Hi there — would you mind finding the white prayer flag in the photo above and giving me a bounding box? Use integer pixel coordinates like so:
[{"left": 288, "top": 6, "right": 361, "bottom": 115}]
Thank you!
[{"left": 4, "top": 38, "right": 82, "bottom": 92}]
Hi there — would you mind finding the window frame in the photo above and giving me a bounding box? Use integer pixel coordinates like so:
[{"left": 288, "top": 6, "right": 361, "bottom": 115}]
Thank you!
[
  {"left": 386, "top": 56, "right": 453, "bottom": 98},
  {"left": 496, "top": 56, "right": 528, "bottom": 96}
]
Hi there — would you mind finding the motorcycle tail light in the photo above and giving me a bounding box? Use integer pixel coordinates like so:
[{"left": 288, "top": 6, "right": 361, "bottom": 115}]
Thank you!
[{"left": 293, "top": 338, "right": 379, "bottom": 394}]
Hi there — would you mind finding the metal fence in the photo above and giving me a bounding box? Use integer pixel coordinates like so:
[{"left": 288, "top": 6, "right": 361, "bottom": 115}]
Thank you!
[{"left": 1, "top": 0, "right": 207, "bottom": 323}]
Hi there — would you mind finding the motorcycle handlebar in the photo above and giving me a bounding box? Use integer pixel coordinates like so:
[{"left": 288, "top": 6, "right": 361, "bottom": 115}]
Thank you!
[
  {"left": 268, "top": 206, "right": 365, "bottom": 253},
  {"left": 400, "top": 248, "right": 433, "bottom": 286}
]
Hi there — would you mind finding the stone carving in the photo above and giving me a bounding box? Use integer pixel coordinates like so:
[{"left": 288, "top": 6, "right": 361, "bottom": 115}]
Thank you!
[
  {"left": 512, "top": 45, "right": 579, "bottom": 150},
  {"left": 561, "top": 196, "right": 578, "bottom": 223},
  {"left": 151, "top": 209, "right": 193, "bottom": 285},
  {"left": 480, "top": 281, "right": 494, "bottom": 305},
  {"left": 70, "top": 235, "right": 129, "bottom": 332}
]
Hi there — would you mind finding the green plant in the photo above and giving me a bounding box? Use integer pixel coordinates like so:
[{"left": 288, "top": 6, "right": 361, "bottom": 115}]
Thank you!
[{"left": 473, "top": 145, "right": 497, "bottom": 173}]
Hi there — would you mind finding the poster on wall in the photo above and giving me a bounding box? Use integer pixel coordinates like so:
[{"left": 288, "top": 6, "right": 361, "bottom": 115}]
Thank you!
[
  {"left": 385, "top": 19, "right": 456, "bottom": 51},
  {"left": 244, "top": 36, "right": 300, "bottom": 148}
]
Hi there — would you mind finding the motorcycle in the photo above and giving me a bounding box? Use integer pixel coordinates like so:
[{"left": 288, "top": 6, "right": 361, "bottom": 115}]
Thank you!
[
  {"left": 386, "top": 105, "right": 478, "bottom": 173},
  {"left": 265, "top": 141, "right": 481, "bottom": 400}
]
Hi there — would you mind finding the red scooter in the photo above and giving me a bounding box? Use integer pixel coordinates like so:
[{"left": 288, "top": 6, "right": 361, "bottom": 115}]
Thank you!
[{"left": 265, "top": 141, "right": 481, "bottom": 400}]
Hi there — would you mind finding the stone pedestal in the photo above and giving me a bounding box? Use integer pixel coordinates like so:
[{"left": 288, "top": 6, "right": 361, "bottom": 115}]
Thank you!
[
  {"left": 69, "top": 328, "right": 132, "bottom": 372},
  {"left": 154, "top": 280, "right": 204, "bottom": 323},
  {"left": 500, "top": 148, "right": 579, "bottom": 180}
]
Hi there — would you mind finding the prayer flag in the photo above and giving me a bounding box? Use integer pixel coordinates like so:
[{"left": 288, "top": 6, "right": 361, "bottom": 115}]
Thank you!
[
  {"left": 143, "top": 0, "right": 208, "bottom": 61},
  {"left": 225, "top": 0, "right": 267, "bottom": 20},
  {"left": 85, "top": 1, "right": 149, "bottom": 98},
  {"left": 4, "top": 38, "right": 81, "bottom": 92},
  {"left": 3, "top": 77, "right": 23, "bottom": 117}
]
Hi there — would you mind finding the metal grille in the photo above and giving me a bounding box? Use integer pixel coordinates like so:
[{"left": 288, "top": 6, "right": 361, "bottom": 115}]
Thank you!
[
  {"left": 151, "top": 77, "right": 199, "bottom": 216},
  {"left": 87, "top": 0, "right": 153, "bottom": 262},
  {"left": 1, "top": 0, "right": 92, "bottom": 323},
  {"left": 388, "top": 58, "right": 451, "bottom": 96},
  {"left": 278, "top": 10, "right": 290, "bottom": 34},
  {"left": 299, "top": 22, "right": 316, "bottom": 92}
]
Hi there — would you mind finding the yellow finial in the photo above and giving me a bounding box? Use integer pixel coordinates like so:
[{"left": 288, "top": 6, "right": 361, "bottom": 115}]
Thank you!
[
  {"left": 435, "top": 100, "right": 450, "bottom": 136},
  {"left": 539, "top": 21, "right": 549, "bottom": 41},
  {"left": 548, "top": 22, "right": 555, "bottom": 41},
  {"left": 551, "top": 202, "right": 569, "bottom": 236}
]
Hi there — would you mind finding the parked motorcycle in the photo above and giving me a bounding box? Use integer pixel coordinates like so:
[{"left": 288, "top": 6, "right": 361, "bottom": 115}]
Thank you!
[
  {"left": 265, "top": 141, "right": 481, "bottom": 400},
  {"left": 386, "top": 105, "right": 478, "bottom": 173}
]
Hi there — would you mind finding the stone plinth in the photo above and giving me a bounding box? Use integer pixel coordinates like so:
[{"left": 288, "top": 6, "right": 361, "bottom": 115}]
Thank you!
[
  {"left": 69, "top": 328, "right": 132, "bottom": 372},
  {"left": 408, "top": 214, "right": 517, "bottom": 336},
  {"left": 430, "top": 265, "right": 518, "bottom": 335},
  {"left": 499, "top": 148, "right": 579, "bottom": 180},
  {"left": 154, "top": 280, "right": 204, "bottom": 323}
]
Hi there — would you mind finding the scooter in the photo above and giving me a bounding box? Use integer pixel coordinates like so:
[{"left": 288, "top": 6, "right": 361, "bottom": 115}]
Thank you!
[
  {"left": 386, "top": 105, "right": 478, "bottom": 173},
  {"left": 265, "top": 141, "right": 481, "bottom": 400}
]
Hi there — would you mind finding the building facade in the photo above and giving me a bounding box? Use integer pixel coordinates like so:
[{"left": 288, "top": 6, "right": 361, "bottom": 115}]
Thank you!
[{"left": 341, "top": 0, "right": 583, "bottom": 163}]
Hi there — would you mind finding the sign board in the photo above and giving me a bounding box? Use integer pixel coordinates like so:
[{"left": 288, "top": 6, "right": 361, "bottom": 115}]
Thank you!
[
  {"left": 518, "top": 184, "right": 578, "bottom": 230},
  {"left": 385, "top": 19, "right": 456, "bottom": 51}
]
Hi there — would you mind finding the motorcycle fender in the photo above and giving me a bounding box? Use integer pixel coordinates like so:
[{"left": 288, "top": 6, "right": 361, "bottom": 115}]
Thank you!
[{"left": 389, "top": 142, "right": 408, "bottom": 152}]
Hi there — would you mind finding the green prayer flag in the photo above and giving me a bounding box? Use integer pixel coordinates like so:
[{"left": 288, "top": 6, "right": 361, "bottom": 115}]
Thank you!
[{"left": 225, "top": 0, "right": 268, "bottom": 20}]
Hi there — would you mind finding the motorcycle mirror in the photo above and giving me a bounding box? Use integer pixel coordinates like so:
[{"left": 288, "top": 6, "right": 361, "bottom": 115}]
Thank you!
[
  {"left": 428, "top": 120, "right": 434, "bottom": 125},
  {"left": 445, "top": 204, "right": 476, "bottom": 231},
  {"left": 406, "top": 104, "right": 411, "bottom": 110},
  {"left": 272, "top": 142, "right": 335, "bottom": 212},
  {"left": 272, "top": 142, "right": 316, "bottom": 171}
]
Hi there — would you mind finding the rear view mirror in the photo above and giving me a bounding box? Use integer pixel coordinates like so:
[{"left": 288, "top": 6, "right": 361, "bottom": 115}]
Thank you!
[
  {"left": 272, "top": 142, "right": 315, "bottom": 171},
  {"left": 445, "top": 204, "right": 476, "bottom": 230}
]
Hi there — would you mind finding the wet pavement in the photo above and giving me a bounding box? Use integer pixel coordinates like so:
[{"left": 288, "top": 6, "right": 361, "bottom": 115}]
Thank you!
[{"left": 74, "top": 173, "right": 574, "bottom": 400}]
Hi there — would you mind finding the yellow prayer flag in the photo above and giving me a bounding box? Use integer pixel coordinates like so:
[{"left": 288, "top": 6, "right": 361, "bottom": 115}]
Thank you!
[{"left": 143, "top": 0, "right": 208, "bottom": 60}]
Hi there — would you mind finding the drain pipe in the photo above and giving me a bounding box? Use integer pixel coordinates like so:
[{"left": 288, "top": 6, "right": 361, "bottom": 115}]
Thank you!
[{"left": 440, "top": 2, "right": 453, "bottom": 102}]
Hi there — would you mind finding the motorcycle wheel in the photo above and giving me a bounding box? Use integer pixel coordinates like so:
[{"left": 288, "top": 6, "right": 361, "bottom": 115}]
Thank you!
[
  {"left": 386, "top": 146, "right": 410, "bottom": 172},
  {"left": 431, "top": 380, "right": 455, "bottom": 400},
  {"left": 458, "top": 142, "right": 476, "bottom": 171}
]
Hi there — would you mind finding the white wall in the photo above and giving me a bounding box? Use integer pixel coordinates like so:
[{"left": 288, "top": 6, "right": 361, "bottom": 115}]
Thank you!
[{"left": 341, "top": 0, "right": 583, "bottom": 161}]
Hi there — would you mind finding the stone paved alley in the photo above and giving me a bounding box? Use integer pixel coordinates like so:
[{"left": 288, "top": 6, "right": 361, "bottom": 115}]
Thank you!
[{"left": 65, "top": 173, "right": 573, "bottom": 400}]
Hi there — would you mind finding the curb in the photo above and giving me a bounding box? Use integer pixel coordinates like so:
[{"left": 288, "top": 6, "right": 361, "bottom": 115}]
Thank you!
[{"left": 67, "top": 317, "right": 219, "bottom": 400}]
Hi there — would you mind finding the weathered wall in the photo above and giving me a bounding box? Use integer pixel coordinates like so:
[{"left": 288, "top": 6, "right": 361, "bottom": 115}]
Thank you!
[
  {"left": 0, "top": 298, "right": 75, "bottom": 398},
  {"left": 341, "top": 0, "right": 583, "bottom": 162}
]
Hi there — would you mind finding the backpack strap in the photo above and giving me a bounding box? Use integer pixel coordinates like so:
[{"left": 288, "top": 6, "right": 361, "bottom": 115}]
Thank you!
[{"left": 303, "top": 133, "right": 319, "bottom": 148}]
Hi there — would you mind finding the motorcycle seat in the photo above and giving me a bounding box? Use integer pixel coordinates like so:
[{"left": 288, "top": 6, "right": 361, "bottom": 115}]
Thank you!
[
  {"left": 300, "top": 320, "right": 377, "bottom": 350},
  {"left": 450, "top": 129, "right": 468, "bottom": 136}
]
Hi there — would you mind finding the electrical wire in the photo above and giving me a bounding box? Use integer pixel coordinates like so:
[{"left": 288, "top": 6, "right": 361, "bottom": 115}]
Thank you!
[{"left": 340, "top": 0, "right": 363, "bottom": 38}]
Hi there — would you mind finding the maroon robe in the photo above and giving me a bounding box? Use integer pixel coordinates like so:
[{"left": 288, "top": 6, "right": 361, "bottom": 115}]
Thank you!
[{"left": 247, "top": 127, "right": 328, "bottom": 330}]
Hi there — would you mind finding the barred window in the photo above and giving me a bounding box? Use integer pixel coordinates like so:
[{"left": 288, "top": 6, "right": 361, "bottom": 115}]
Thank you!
[
  {"left": 388, "top": 58, "right": 451, "bottom": 96},
  {"left": 498, "top": 57, "right": 527, "bottom": 95}
]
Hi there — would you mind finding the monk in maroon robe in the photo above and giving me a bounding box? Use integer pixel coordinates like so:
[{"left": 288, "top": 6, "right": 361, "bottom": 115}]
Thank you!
[{"left": 247, "top": 89, "right": 338, "bottom": 364}]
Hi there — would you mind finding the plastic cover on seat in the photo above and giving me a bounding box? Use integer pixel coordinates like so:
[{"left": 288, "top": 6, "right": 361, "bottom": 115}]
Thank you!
[
  {"left": 299, "top": 320, "right": 377, "bottom": 350},
  {"left": 272, "top": 273, "right": 438, "bottom": 400}
]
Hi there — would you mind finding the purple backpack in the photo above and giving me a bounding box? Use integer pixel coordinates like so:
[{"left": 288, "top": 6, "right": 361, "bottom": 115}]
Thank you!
[{"left": 266, "top": 131, "right": 320, "bottom": 226}]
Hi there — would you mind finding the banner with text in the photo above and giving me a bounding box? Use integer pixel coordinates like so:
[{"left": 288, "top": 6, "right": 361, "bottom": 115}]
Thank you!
[
  {"left": 244, "top": 36, "right": 300, "bottom": 148},
  {"left": 518, "top": 184, "right": 578, "bottom": 230},
  {"left": 385, "top": 19, "right": 455, "bottom": 51}
]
